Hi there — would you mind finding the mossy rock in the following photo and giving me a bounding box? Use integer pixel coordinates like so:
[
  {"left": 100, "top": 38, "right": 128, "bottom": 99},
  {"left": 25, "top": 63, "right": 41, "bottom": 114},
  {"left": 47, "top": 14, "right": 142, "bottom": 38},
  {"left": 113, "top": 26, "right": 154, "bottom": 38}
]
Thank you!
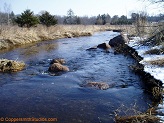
[{"left": 0, "top": 59, "right": 25, "bottom": 72}]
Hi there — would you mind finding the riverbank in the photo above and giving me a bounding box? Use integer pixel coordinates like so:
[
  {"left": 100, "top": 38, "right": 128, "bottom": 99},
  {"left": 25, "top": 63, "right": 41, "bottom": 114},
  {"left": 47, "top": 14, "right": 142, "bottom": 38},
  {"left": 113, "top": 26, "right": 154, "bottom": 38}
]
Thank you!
[
  {"left": 0, "top": 31, "right": 149, "bottom": 123},
  {"left": 0, "top": 25, "right": 110, "bottom": 50},
  {"left": 111, "top": 33, "right": 164, "bottom": 122},
  {"left": 127, "top": 35, "right": 164, "bottom": 122},
  {"left": 0, "top": 25, "right": 135, "bottom": 51}
]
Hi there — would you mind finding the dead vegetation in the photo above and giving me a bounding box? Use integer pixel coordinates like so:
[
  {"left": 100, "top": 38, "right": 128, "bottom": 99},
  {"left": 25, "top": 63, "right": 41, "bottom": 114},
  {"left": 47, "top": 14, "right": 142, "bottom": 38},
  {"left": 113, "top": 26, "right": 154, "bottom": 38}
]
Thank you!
[
  {"left": 144, "top": 47, "right": 164, "bottom": 55},
  {"left": 0, "top": 25, "right": 111, "bottom": 50},
  {"left": 0, "top": 59, "right": 25, "bottom": 72},
  {"left": 114, "top": 104, "right": 160, "bottom": 123},
  {"left": 146, "top": 58, "right": 164, "bottom": 66},
  {"left": 115, "top": 114, "right": 159, "bottom": 123}
]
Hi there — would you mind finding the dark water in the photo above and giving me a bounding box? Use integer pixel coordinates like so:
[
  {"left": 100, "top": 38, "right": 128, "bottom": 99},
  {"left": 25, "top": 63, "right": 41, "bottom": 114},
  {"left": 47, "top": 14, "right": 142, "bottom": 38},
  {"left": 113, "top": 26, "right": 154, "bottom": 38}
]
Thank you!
[{"left": 0, "top": 31, "right": 152, "bottom": 123}]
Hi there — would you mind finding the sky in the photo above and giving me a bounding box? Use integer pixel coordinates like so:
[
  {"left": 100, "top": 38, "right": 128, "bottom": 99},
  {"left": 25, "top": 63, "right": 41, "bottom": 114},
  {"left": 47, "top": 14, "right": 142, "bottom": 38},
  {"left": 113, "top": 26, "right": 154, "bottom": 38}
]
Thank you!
[{"left": 0, "top": 0, "right": 163, "bottom": 17}]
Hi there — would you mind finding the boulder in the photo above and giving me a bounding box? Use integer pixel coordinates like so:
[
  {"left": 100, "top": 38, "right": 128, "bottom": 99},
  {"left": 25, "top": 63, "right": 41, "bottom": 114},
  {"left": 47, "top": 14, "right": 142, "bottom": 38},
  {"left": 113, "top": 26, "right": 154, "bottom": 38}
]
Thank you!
[
  {"left": 0, "top": 59, "right": 25, "bottom": 72},
  {"left": 48, "top": 63, "right": 69, "bottom": 72},
  {"left": 109, "top": 35, "right": 125, "bottom": 47},
  {"left": 50, "top": 58, "right": 66, "bottom": 65},
  {"left": 86, "top": 43, "right": 111, "bottom": 51},
  {"left": 97, "top": 43, "right": 111, "bottom": 49},
  {"left": 85, "top": 82, "right": 110, "bottom": 90}
]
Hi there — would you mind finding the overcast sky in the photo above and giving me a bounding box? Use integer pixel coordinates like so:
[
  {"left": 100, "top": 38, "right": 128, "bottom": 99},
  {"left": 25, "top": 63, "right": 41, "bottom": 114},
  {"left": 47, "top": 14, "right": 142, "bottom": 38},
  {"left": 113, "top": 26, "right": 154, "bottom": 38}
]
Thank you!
[{"left": 0, "top": 0, "right": 163, "bottom": 17}]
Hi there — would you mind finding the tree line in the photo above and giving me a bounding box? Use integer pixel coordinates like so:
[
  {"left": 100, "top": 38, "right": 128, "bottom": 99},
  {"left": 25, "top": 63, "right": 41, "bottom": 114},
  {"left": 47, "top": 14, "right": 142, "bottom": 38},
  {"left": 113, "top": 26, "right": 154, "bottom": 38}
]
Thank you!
[{"left": 0, "top": 8, "right": 163, "bottom": 28}]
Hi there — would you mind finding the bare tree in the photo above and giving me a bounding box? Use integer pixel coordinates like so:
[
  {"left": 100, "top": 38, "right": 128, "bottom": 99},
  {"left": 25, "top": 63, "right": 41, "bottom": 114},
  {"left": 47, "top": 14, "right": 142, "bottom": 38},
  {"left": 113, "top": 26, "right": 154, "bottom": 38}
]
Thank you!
[
  {"left": 147, "top": 0, "right": 164, "bottom": 3},
  {"left": 142, "top": 0, "right": 164, "bottom": 7},
  {"left": 131, "top": 11, "right": 148, "bottom": 36}
]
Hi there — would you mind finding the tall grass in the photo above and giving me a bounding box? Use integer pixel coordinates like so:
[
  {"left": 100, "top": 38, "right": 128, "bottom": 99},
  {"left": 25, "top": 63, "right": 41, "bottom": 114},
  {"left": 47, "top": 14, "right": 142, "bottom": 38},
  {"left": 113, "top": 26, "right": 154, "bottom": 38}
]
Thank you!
[{"left": 0, "top": 25, "right": 111, "bottom": 50}]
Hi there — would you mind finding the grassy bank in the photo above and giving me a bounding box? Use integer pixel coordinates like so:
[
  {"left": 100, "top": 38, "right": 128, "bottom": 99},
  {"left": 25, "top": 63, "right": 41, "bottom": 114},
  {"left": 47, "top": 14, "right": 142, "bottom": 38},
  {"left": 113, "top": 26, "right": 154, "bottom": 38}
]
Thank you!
[{"left": 0, "top": 25, "right": 112, "bottom": 50}]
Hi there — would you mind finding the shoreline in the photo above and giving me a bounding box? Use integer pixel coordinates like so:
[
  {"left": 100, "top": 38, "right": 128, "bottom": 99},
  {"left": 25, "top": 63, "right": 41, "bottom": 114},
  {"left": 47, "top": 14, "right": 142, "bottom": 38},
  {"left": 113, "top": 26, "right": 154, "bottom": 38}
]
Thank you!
[
  {"left": 112, "top": 33, "right": 163, "bottom": 122},
  {"left": 0, "top": 25, "right": 163, "bottom": 122},
  {"left": 0, "top": 25, "right": 109, "bottom": 50},
  {"left": 0, "top": 25, "right": 134, "bottom": 51}
]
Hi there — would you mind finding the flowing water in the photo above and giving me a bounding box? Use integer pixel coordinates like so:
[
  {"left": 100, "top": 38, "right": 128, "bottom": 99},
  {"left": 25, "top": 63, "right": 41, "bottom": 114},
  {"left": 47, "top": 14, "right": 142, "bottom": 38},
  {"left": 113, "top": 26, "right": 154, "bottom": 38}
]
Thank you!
[{"left": 0, "top": 31, "right": 153, "bottom": 123}]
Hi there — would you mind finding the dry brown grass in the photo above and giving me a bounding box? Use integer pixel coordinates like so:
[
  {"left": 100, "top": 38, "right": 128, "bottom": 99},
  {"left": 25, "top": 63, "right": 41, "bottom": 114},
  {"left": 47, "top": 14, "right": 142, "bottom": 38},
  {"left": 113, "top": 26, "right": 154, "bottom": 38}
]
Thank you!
[
  {"left": 146, "top": 58, "right": 164, "bottom": 66},
  {"left": 0, "top": 59, "right": 25, "bottom": 72},
  {"left": 114, "top": 103, "right": 160, "bottom": 123},
  {"left": 109, "top": 25, "right": 136, "bottom": 36},
  {"left": 0, "top": 25, "right": 112, "bottom": 50},
  {"left": 115, "top": 114, "right": 160, "bottom": 123},
  {"left": 0, "top": 24, "right": 137, "bottom": 50}
]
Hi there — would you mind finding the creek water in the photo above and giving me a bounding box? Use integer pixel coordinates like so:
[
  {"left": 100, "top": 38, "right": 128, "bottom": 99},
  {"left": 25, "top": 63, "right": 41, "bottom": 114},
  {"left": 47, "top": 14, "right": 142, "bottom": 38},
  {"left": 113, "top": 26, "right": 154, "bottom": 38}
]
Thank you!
[{"left": 0, "top": 31, "right": 153, "bottom": 123}]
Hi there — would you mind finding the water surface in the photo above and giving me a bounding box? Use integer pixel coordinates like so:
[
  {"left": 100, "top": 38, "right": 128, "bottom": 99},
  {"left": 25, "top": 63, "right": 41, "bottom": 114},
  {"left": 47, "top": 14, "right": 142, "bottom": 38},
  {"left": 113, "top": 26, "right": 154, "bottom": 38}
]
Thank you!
[{"left": 0, "top": 31, "right": 152, "bottom": 123}]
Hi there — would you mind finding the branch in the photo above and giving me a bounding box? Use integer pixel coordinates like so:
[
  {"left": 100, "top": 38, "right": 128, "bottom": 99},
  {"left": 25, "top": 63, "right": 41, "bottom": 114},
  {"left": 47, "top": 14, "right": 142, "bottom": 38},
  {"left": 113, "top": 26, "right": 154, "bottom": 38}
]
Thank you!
[{"left": 149, "top": 0, "right": 164, "bottom": 3}]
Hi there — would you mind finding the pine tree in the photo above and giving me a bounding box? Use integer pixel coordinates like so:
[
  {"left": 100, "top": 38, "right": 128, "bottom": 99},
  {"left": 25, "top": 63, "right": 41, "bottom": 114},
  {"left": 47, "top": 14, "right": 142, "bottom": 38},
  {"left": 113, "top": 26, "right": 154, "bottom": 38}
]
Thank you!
[
  {"left": 64, "top": 9, "right": 75, "bottom": 24},
  {"left": 14, "top": 9, "right": 39, "bottom": 28},
  {"left": 74, "top": 16, "right": 81, "bottom": 24},
  {"left": 39, "top": 11, "right": 57, "bottom": 27}
]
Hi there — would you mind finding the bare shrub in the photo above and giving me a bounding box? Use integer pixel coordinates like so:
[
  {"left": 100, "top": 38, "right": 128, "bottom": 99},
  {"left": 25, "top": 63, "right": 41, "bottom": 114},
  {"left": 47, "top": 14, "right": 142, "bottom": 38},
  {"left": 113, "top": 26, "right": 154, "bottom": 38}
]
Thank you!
[
  {"left": 114, "top": 104, "right": 160, "bottom": 123},
  {"left": 144, "top": 48, "right": 164, "bottom": 55}
]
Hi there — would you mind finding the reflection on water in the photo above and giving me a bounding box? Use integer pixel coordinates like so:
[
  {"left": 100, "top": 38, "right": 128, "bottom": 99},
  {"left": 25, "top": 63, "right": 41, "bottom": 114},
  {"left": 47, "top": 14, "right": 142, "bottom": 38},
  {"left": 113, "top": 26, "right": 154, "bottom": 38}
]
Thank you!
[
  {"left": 21, "top": 43, "right": 58, "bottom": 56},
  {"left": 0, "top": 31, "right": 152, "bottom": 123}
]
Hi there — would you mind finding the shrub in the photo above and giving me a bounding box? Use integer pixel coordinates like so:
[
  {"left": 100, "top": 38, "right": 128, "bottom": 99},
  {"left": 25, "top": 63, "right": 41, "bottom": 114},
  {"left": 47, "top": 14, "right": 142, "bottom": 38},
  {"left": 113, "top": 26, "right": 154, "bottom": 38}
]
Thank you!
[
  {"left": 14, "top": 9, "right": 39, "bottom": 28},
  {"left": 39, "top": 11, "right": 57, "bottom": 27}
]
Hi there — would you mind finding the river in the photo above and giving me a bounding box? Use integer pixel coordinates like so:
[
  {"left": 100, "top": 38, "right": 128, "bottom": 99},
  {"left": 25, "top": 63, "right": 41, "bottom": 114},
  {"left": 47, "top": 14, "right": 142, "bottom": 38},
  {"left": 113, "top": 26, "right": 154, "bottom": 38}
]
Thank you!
[{"left": 0, "top": 31, "right": 153, "bottom": 123}]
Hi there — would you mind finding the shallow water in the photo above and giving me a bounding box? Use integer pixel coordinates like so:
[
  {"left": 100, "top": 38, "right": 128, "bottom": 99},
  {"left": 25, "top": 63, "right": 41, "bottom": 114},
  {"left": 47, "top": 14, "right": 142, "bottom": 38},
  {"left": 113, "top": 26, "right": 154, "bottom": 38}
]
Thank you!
[{"left": 0, "top": 31, "right": 152, "bottom": 123}]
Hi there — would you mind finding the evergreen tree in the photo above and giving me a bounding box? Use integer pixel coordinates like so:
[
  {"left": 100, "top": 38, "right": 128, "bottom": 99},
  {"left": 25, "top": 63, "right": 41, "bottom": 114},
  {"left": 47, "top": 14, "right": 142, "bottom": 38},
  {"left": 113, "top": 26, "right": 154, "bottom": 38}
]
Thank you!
[
  {"left": 117, "top": 15, "right": 128, "bottom": 24},
  {"left": 64, "top": 9, "right": 76, "bottom": 24},
  {"left": 95, "top": 14, "right": 111, "bottom": 25},
  {"left": 14, "top": 9, "right": 39, "bottom": 28},
  {"left": 111, "top": 15, "right": 119, "bottom": 25},
  {"left": 105, "top": 14, "right": 111, "bottom": 24},
  {"left": 39, "top": 11, "right": 57, "bottom": 27},
  {"left": 95, "top": 14, "right": 103, "bottom": 25},
  {"left": 74, "top": 16, "right": 81, "bottom": 24}
]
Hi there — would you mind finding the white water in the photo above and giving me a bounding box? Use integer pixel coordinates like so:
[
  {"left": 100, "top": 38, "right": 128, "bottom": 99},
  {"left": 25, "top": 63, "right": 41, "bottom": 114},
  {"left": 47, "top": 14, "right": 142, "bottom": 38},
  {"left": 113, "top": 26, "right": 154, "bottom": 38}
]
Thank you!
[{"left": 127, "top": 35, "right": 164, "bottom": 122}]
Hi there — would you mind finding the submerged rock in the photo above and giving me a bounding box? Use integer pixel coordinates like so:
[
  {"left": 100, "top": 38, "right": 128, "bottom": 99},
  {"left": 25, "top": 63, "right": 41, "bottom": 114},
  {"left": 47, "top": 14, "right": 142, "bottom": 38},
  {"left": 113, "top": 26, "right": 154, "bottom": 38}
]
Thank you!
[
  {"left": 48, "top": 63, "right": 69, "bottom": 72},
  {"left": 84, "top": 82, "right": 110, "bottom": 90},
  {"left": 50, "top": 58, "right": 66, "bottom": 65},
  {"left": 0, "top": 59, "right": 25, "bottom": 72}
]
